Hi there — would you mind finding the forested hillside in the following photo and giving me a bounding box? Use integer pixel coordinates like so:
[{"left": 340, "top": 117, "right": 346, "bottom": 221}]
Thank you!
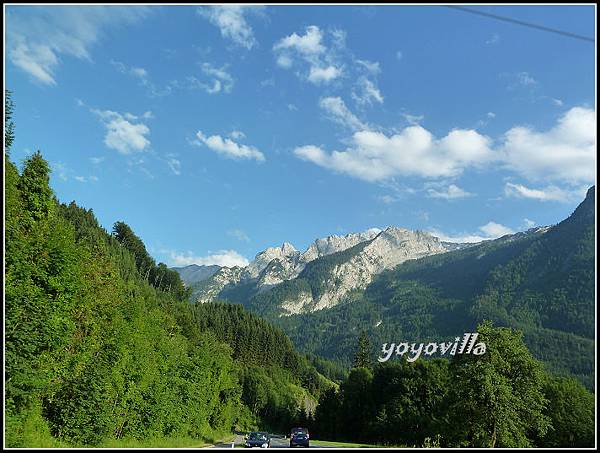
[
  {"left": 310, "top": 321, "right": 594, "bottom": 448},
  {"left": 4, "top": 93, "right": 328, "bottom": 447},
  {"left": 269, "top": 187, "right": 596, "bottom": 389}
]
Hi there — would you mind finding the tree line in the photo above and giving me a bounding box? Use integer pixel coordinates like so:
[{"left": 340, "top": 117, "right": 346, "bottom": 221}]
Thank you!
[{"left": 309, "top": 322, "right": 594, "bottom": 448}]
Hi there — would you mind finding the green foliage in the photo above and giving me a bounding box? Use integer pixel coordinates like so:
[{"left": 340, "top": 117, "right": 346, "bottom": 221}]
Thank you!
[
  {"left": 445, "top": 321, "right": 550, "bottom": 448},
  {"left": 5, "top": 142, "right": 326, "bottom": 446},
  {"left": 369, "top": 359, "right": 450, "bottom": 446},
  {"left": 173, "top": 301, "right": 334, "bottom": 432},
  {"left": 352, "top": 331, "right": 373, "bottom": 369},
  {"left": 5, "top": 146, "right": 249, "bottom": 446},
  {"left": 536, "top": 375, "right": 595, "bottom": 447},
  {"left": 306, "top": 353, "right": 348, "bottom": 382},
  {"left": 5, "top": 90, "right": 16, "bottom": 152},
  {"left": 112, "top": 221, "right": 190, "bottom": 300},
  {"left": 5, "top": 152, "right": 80, "bottom": 414},
  {"left": 314, "top": 323, "right": 592, "bottom": 448}
]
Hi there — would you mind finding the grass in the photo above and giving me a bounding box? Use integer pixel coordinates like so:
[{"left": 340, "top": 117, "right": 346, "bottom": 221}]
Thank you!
[
  {"left": 99, "top": 434, "right": 235, "bottom": 448},
  {"left": 310, "top": 439, "right": 386, "bottom": 448}
]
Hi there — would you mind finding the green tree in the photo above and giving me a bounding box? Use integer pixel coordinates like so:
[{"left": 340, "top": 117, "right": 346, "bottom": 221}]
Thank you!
[
  {"left": 112, "top": 221, "right": 156, "bottom": 278},
  {"left": 338, "top": 367, "right": 374, "bottom": 442},
  {"left": 5, "top": 89, "right": 16, "bottom": 152},
  {"left": 537, "top": 375, "right": 595, "bottom": 447},
  {"left": 369, "top": 359, "right": 450, "bottom": 446},
  {"left": 352, "top": 331, "right": 372, "bottom": 370},
  {"left": 446, "top": 321, "right": 550, "bottom": 447},
  {"left": 18, "top": 151, "right": 55, "bottom": 223}
]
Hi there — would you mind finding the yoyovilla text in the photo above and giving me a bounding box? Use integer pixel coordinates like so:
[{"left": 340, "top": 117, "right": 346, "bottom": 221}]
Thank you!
[{"left": 378, "top": 332, "right": 486, "bottom": 363}]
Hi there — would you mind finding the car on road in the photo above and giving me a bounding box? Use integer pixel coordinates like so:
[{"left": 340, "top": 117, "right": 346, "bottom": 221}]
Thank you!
[
  {"left": 289, "top": 432, "right": 309, "bottom": 448},
  {"left": 244, "top": 431, "right": 271, "bottom": 448},
  {"left": 290, "top": 427, "right": 309, "bottom": 438}
]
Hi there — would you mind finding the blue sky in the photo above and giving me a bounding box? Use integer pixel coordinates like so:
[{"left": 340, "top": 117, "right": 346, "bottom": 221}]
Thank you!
[{"left": 6, "top": 5, "right": 596, "bottom": 267}]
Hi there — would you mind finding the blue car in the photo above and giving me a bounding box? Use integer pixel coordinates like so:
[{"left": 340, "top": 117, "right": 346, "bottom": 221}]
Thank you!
[
  {"left": 244, "top": 432, "right": 271, "bottom": 448},
  {"left": 290, "top": 431, "right": 309, "bottom": 448}
]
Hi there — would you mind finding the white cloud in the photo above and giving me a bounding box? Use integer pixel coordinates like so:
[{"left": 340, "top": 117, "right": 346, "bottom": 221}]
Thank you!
[
  {"left": 92, "top": 109, "right": 151, "bottom": 154},
  {"left": 90, "top": 156, "right": 105, "bottom": 164},
  {"left": 523, "top": 218, "right": 536, "bottom": 228},
  {"left": 228, "top": 229, "right": 250, "bottom": 242},
  {"left": 352, "top": 76, "right": 384, "bottom": 106},
  {"left": 167, "top": 157, "right": 181, "bottom": 175},
  {"left": 7, "top": 6, "right": 148, "bottom": 85},
  {"left": 273, "top": 25, "right": 343, "bottom": 85},
  {"left": 486, "top": 33, "right": 500, "bottom": 45},
  {"left": 479, "top": 221, "right": 514, "bottom": 237},
  {"left": 188, "top": 62, "right": 234, "bottom": 94},
  {"left": 396, "top": 50, "right": 403, "bottom": 60},
  {"left": 517, "top": 71, "right": 537, "bottom": 86},
  {"left": 193, "top": 131, "right": 265, "bottom": 162},
  {"left": 427, "top": 184, "right": 473, "bottom": 199},
  {"left": 112, "top": 60, "right": 148, "bottom": 80},
  {"left": 431, "top": 221, "right": 514, "bottom": 244},
  {"left": 111, "top": 60, "right": 174, "bottom": 97},
  {"left": 294, "top": 106, "right": 596, "bottom": 188},
  {"left": 500, "top": 107, "right": 596, "bottom": 184},
  {"left": 51, "top": 162, "right": 69, "bottom": 181},
  {"left": 294, "top": 126, "right": 494, "bottom": 182},
  {"left": 197, "top": 5, "right": 260, "bottom": 49},
  {"left": 503, "top": 71, "right": 539, "bottom": 92},
  {"left": 402, "top": 113, "right": 425, "bottom": 125},
  {"left": 274, "top": 25, "right": 326, "bottom": 56},
  {"left": 355, "top": 59, "right": 381, "bottom": 74},
  {"left": 319, "top": 97, "right": 367, "bottom": 131},
  {"left": 260, "top": 77, "right": 275, "bottom": 87},
  {"left": 504, "top": 182, "right": 574, "bottom": 202},
  {"left": 169, "top": 249, "right": 249, "bottom": 268},
  {"left": 230, "top": 130, "right": 246, "bottom": 140},
  {"left": 377, "top": 194, "right": 397, "bottom": 204},
  {"left": 276, "top": 54, "right": 293, "bottom": 69},
  {"left": 307, "top": 65, "right": 343, "bottom": 84}
]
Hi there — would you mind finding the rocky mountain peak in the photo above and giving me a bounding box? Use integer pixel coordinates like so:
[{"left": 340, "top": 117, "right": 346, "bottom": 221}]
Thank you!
[{"left": 301, "top": 228, "right": 381, "bottom": 263}]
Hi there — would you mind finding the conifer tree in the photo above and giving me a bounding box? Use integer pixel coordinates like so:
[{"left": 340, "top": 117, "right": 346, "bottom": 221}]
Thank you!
[
  {"left": 5, "top": 90, "right": 15, "bottom": 153},
  {"left": 353, "top": 330, "right": 373, "bottom": 370}
]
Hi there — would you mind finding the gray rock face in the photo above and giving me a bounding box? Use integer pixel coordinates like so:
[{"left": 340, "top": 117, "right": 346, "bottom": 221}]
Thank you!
[
  {"left": 245, "top": 242, "right": 300, "bottom": 279},
  {"left": 172, "top": 264, "right": 221, "bottom": 285},
  {"left": 195, "top": 266, "right": 246, "bottom": 304},
  {"left": 299, "top": 228, "right": 381, "bottom": 263},
  {"left": 278, "top": 227, "right": 450, "bottom": 315},
  {"left": 192, "top": 226, "right": 456, "bottom": 311}
]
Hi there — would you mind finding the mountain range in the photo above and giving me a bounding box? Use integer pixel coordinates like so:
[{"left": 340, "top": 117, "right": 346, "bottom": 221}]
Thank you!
[
  {"left": 174, "top": 186, "right": 596, "bottom": 389},
  {"left": 176, "top": 227, "right": 466, "bottom": 311}
]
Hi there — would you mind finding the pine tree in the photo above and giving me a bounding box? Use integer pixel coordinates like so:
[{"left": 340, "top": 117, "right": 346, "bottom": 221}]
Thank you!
[
  {"left": 353, "top": 330, "right": 372, "bottom": 369},
  {"left": 5, "top": 90, "right": 16, "bottom": 153},
  {"left": 18, "top": 151, "right": 54, "bottom": 224}
]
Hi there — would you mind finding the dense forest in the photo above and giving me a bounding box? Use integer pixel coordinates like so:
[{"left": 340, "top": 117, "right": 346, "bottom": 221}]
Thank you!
[
  {"left": 4, "top": 92, "right": 327, "bottom": 447},
  {"left": 311, "top": 321, "right": 594, "bottom": 448}
]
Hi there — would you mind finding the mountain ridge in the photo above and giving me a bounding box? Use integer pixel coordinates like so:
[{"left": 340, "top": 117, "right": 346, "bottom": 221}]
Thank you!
[{"left": 176, "top": 226, "right": 461, "bottom": 309}]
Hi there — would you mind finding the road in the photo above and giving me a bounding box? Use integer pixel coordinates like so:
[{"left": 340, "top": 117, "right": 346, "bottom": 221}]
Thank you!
[{"left": 211, "top": 433, "right": 326, "bottom": 449}]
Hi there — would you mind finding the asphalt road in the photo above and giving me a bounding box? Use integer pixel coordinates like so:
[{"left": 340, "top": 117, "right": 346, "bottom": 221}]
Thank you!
[{"left": 211, "top": 433, "right": 323, "bottom": 449}]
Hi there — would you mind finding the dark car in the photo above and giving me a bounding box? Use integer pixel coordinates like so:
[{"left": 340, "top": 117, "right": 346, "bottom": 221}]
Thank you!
[
  {"left": 290, "top": 432, "right": 309, "bottom": 448},
  {"left": 244, "top": 431, "right": 271, "bottom": 448},
  {"left": 290, "top": 427, "right": 309, "bottom": 438}
]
